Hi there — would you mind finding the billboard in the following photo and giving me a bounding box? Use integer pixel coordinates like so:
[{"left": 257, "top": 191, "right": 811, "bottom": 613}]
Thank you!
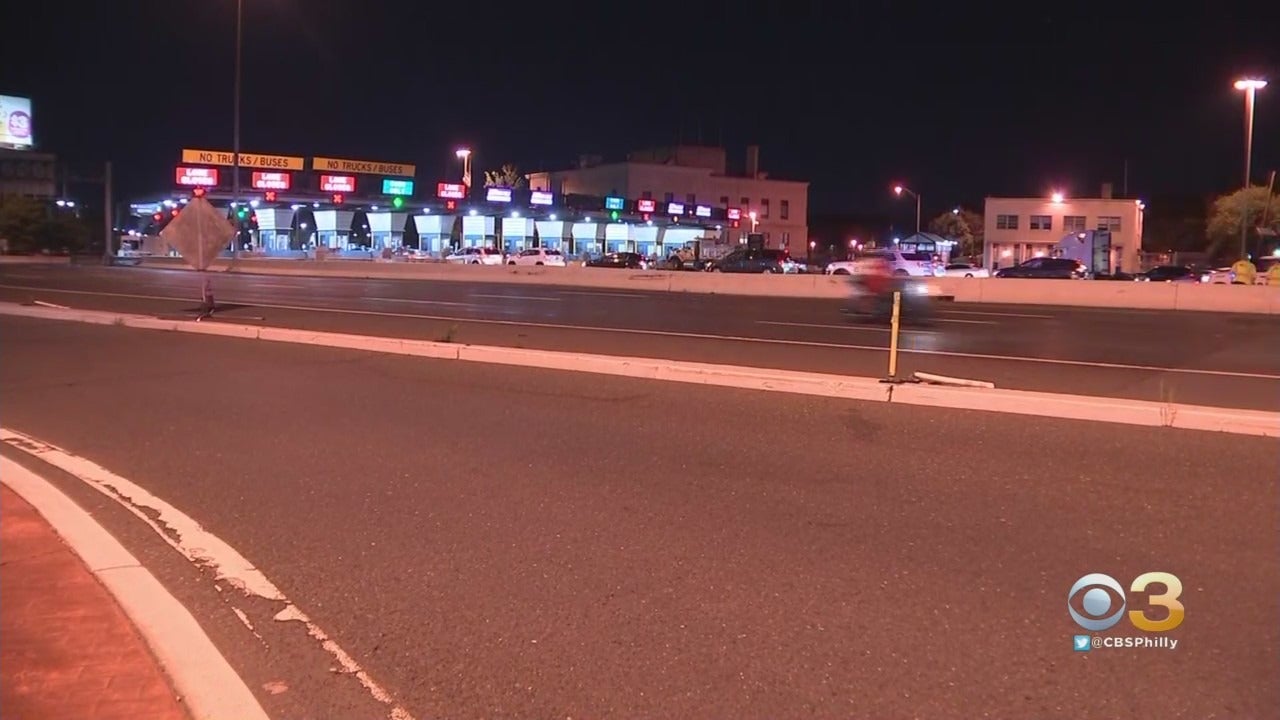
[{"left": 0, "top": 95, "right": 33, "bottom": 149}]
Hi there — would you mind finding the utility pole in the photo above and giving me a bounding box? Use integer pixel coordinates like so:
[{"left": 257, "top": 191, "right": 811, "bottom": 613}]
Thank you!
[
  {"left": 102, "top": 161, "right": 113, "bottom": 263},
  {"left": 231, "top": 0, "right": 243, "bottom": 260}
]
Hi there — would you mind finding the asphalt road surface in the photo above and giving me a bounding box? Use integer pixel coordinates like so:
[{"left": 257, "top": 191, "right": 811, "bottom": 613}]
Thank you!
[
  {"left": 2, "top": 316, "right": 1277, "bottom": 719},
  {"left": 1, "top": 263, "right": 1277, "bottom": 411}
]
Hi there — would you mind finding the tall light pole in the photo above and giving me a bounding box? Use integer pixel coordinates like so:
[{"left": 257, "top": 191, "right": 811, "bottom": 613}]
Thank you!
[
  {"left": 231, "top": 0, "right": 244, "bottom": 260},
  {"left": 893, "top": 184, "right": 921, "bottom": 235},
  {"left": 1235, "top": 78, "right": 1267, "bottom": 258},
  {"left": 456, "top": 148, "right": 472, "bottom": 192}
]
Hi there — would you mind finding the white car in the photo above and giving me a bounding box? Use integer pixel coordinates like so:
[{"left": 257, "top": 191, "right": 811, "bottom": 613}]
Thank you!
[
  {"left": 445, "top": 247, "right": 504, "bottom": 265},
  {"left": 825, "top": 249, "right": 943, "bottom": 277},
  {"left": 1202, "top": 257, "right": 1278, "bottom": 284},
  {"left": 941, "top": 262, "right": 989, "bottom": 278},
  {"left": 508, "top": 248, "right": 567, "bottom": 267}
]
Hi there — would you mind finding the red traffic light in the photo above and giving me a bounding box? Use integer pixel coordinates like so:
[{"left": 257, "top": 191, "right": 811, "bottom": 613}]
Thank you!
[
  {"left": 264, "top": 190, "right": 278, "bottom": 202},
  {"left": 192, "top": 187, "right": 207, "bottom": 198},
  {"left": 445, "top": 199, "right": 457, "bottom": 212},
  {"left": 331, "top": 193, "right": 345, "bottom": 205},
  {"left": 731, "top": 220, "right": 740, "bottom": 229},
  {"left": 641, "top": 213, "right": 650, "bottom": 222}
]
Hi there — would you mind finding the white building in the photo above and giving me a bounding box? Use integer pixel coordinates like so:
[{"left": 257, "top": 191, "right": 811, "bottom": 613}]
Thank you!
[
  {"left": 526, "top": 145, "right": 808, "bottom": 250},
  {"left": 984, "top": 185, "right": 1145, "bottom": 272}
]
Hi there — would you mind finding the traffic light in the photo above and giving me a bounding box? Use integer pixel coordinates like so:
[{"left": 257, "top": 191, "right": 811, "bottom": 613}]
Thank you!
[
  {"left": 331, "top": 193, "right": 345, "bottom": 205},
  {"left": 731, "top": 220, "right": 740, "bottom": 229},
  {"left": 192, "top": 187, "right": 206, "bottom": 198},
  {"left": 264, "top": 190, "right": 278, "bottom": 203},
  {"left": 641, "top": 213, "right": 650, "bottom": 222},
  {"left": 235, "top": 206, "right": 249, "bottom": 221},
  {"left": 392, "top": 195, "right": 404, "bottom": 209},
  {"left": 445, "top": 199, "right": 457, "bottom": 212}
]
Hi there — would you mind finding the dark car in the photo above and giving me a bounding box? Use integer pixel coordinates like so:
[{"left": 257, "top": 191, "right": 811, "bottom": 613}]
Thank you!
[
  {"left": 994, "top": 257, "right": 1088, "bottom": 279},
  {"left": 707, "top": 248, "right": 792, "bottom": 273},
  {"left": 585, "top": 252, "right": 647, "bottom": 269},
  {"left": 1136, "top": 265, "right": 1198, "bottom": 283}
]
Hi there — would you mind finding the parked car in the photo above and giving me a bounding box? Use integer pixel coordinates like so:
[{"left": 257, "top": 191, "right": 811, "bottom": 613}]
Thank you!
[
  {"left": 508, "top": 248, "right": 566, "bottom": 266},
  {"left": 585, "top": 252, "right": 648, "bottom": 269},
  {"left": 994, "top": 257, "right": 1088, "bottom": 279},
  {"left": 445, "top": 247, "right": 504, "bottom": 265},
  {"left": 941, "top": 262, "right": 989, "bottom": 278},
  {"left": 706, "top": 248, "right": 795, "bottom": 273},
  {"left": 825, "top": 249, "right": 943, "bottom": 277}
]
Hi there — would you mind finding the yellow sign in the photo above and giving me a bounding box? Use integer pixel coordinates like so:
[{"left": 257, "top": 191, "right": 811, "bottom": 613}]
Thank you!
[
  {"left": 181, "top": 149, "right": 305, "bottom": 171},
  {"left": 311, "top": 156, "right": 415, "bottom": 177}
]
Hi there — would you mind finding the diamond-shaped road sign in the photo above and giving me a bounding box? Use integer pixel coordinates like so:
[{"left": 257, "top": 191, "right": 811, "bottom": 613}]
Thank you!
[{"left": 159, "top": 197, "right": 236, "bottom": 271}]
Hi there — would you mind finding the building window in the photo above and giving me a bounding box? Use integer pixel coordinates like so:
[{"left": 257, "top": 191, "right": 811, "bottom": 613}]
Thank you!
[
  {"left": 1030, "top": 215, "right": 1052, "bottom": 230},
  {"left": 686, "top": 193, "right": 696, "bottom": 205},
  {"left": 740, "top": 196, "right": 749, "bottom": 207},
  {"left": 642, "top": 190, "right": 652, "bottom": 199},
  {"left": 719, "top": 195, "right": 729, "bottom": 205},
  {"left": 761, "top": 199, "right": 770, "bottom": 218},
  {"left": 1064, "top": 215, "right": 1086, "bottom": 232},
  {"left": 780, "top": 200, "right": 790, "bottom": 220},
  {"left": 781, "top": 231, "right": 791, "bottom": 246},
  {"left": 996, "top": 214, "right": 1019, "bottom": 230},
  {"left": 664, "top": 192, "right": 673, "bottom": 202},
  {"left": 1098, "top": 216, "right": 1121, "bottom": 231}
]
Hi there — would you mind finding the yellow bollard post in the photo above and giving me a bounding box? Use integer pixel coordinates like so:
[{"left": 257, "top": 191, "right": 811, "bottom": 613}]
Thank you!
[{"left": 888, "top": 291, "right": 902, "bottom": 378}]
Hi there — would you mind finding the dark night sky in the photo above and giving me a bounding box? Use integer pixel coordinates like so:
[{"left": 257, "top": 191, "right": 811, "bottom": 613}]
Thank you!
[{"left": 6, "top": 2, "right": 1278, "bottom": 221}]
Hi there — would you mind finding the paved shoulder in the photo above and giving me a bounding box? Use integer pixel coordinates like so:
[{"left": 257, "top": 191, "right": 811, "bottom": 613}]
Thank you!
[{"left": 0, "top": 484, "right": 188, "bottom": 720}]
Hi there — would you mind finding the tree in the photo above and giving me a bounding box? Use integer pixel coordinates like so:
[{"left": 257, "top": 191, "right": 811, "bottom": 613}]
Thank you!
[
  {"left": 483, "top": 164, "right": 527, "bottom": 189},
  {"left": 928, "top": 208, "right": 984, "bottom": 258},
  {"left": 0, "top": 195, "right": 45, "bottom": 253},
  {"left": 1205, "top": 186, "right": 1279, "bottom": 259}
]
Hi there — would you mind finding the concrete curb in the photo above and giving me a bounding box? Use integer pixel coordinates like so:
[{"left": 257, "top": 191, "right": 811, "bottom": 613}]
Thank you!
[
  {"left": 0, "top": 456, "right": 271, "bottom": 720},
  {"left": 1, "top": 301, "right": 1275, "bottom": 437}
]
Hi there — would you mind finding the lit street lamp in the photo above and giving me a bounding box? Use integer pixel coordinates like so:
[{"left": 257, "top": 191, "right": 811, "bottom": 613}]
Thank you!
[
  {"left": 893, "top": 184, "right": 921, "bottom": 235},
  {"left": 748, "top": 210, "right": 759, "bottom": 232},
  {"left": 456, "top": 148, "right": 473, "bottom": 191},
  {"left": 1234, "top": 78, "right": 1267, "bottom": 257}
]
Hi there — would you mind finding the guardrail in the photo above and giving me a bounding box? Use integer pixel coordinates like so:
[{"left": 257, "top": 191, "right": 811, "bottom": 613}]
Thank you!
[{"left": 128, "top": 256, "right": 1280, "bottom": 313}]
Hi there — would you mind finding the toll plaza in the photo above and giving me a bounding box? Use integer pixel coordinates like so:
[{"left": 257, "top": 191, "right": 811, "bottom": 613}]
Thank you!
[{"left": 134, "top": 149, "right": 735, "bottom": 259}]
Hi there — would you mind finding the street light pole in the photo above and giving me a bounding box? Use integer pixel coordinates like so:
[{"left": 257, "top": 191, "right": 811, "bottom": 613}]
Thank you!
[
  {"left": 1235, "top": 78, "right": 1267, "bottom": 259},
  {"left": 893, "top": 185, "right": 921, "bottom": 235},
  {"left": 232, "top": 0, "right": 243, "bottom": 260}
]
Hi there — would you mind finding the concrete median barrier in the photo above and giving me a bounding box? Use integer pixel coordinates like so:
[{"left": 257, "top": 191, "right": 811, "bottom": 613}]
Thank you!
[{"left": 127, "top": 256, "right": 1280, "bottom": 313}]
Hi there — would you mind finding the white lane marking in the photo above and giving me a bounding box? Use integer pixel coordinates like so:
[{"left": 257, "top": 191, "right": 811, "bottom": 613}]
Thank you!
[
  {"left": 559, "top": 290, "right": 648, "bottom": 299},
  {"left": 472, "top": 293, "right": 562, "bottom": 302},
  {"left": 0, "top": 455, "right": 271, "bottom": 720},
  {"left": 757, "top": 320, "right": 933, "bottom": 334},
  {"left": 2, "top": 286, "right": 1277, "bottom": 381},
  {"left": 367, "top": 297, "right": 475, "bottom": 307},
  {"left": 0, "top": 428, "right": 416, "bottom": 720},
  {"left": 940, "top": 309, "right": 1054, "bottom": 319}
]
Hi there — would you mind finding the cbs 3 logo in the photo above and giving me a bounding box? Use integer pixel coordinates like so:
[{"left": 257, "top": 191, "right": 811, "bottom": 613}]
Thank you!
[{"left": 1068, "top": 572, "right": 1184, "bottom": 632}]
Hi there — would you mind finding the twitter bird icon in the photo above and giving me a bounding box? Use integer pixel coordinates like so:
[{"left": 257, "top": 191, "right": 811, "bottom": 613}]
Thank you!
[{"left": 1074, "top": 635, "right": 1092, "bottom": 652}]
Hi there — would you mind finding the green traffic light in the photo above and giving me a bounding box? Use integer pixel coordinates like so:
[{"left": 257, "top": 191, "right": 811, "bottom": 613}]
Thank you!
[
  {"left": 392, "top": 196, "right": 404, "bottom": 209},
  {"left": 610, "top": 210, "right": 619, "bottom": 221}
]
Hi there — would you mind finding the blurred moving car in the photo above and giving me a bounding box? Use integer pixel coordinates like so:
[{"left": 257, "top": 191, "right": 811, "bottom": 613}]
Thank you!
[
  {"left": 445, "top": 247, "right": 504, "bottom": 265},
  {"left": 1135, "top": 265, "right": 1200, "bottom": 283},
  {"left": 1202, "top": 256, "right": 1279, "bottom": 284},
  {"left": 993, "top": 257, "right": 1088, "bottom": 279},
  {"left": 584, "top": 252, "right": 648, "bottom": 269}
]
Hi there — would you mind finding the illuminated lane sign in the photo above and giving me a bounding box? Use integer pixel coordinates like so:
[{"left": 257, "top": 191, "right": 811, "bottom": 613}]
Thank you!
[
  {"left": 252, "top": 172, "right": 291, "bottom": 190},
  {"left": 604, "top": 196, "right": 625, "bottom": 211},
  {"left": 486, "top": 187, "right": 513, "bottom": 203},
  {"left": 695, "top": 205, "right": 712, "bottom": 218},
  {"left": 727, "top": 207, "right": 742, "bottom": 220},
  {"left": 637, "top": 199, "right": 656, "bottom": 213},
  {"left": 437, "top": 183, "right": 466, "bottom": 199},
  {"left": 181, "top": 149, "right": 304, "bottom": 171},
  {"left": 175, "top": 166, "right": 219, "bottom": 186},
  {"left": 312, "top": 156, "right": 415, "bottom": 177},
  {"left": 320, "top": 175, "right": 356, "bottom": 192},
  {"left": 531, "top": 191, "right": 554, "bottom": 206},
  {"left": 382, "top": 178, "right": 415, "bottom": 195},
  {"left": 667, "top": 202, "right": 685, "bottom": 215}
]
